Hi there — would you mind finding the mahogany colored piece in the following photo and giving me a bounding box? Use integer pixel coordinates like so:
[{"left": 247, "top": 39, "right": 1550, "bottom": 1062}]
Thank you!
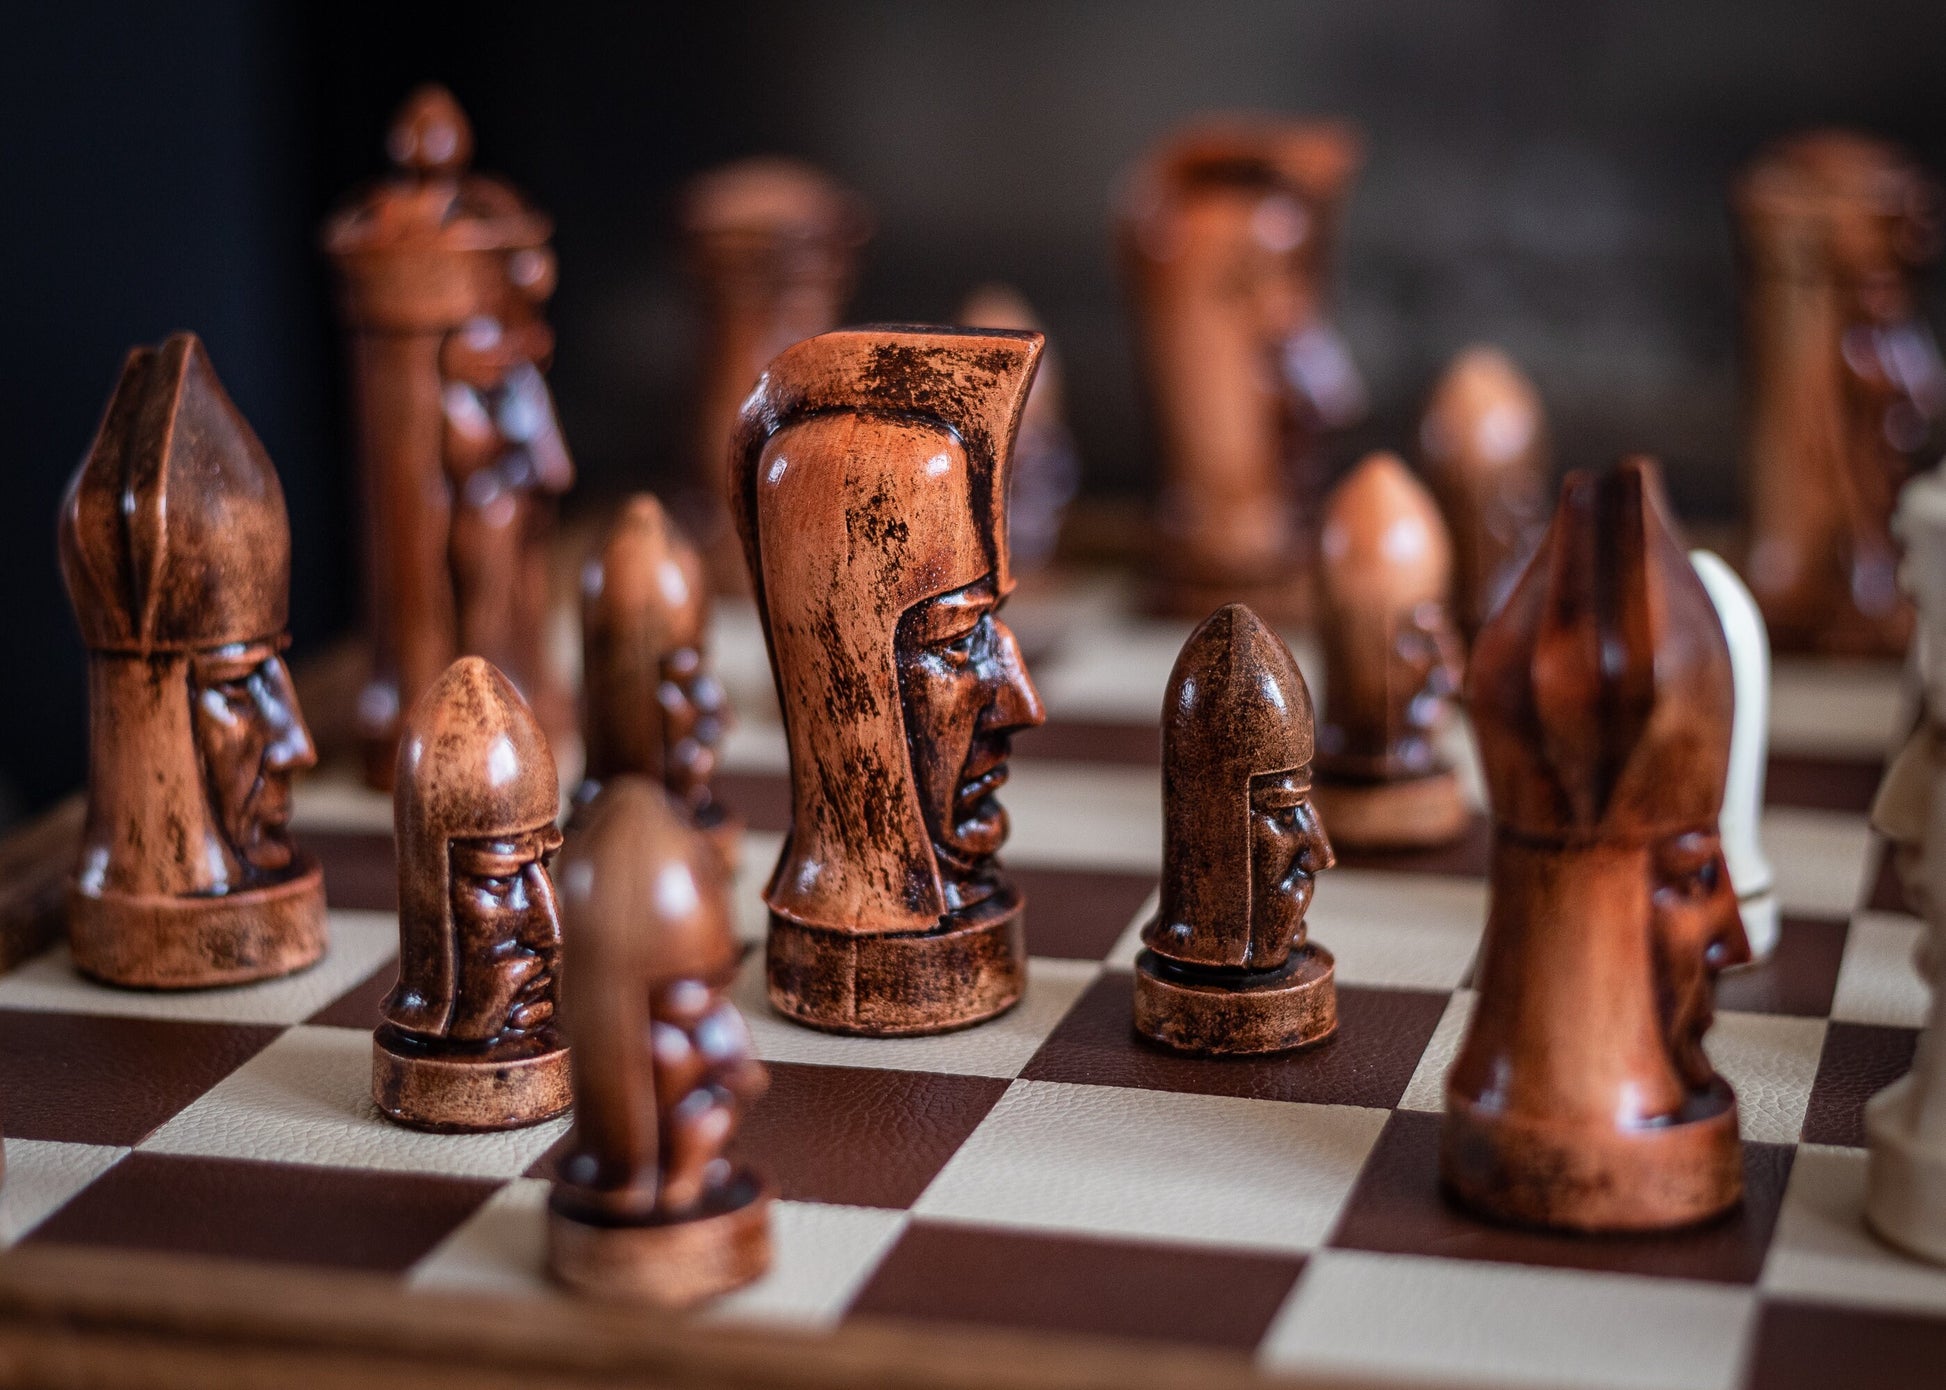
[
  {"left": 374, "top": 656, "right": 569, "bottom": 1131},
  {"left": 1119, "top": 117, "right": 1365, "bottom": 621},
  {"left": 1734, "top": 130, "right": 1945, "bottom": 657},
  {"left": 548, "top": 776, "right": 772, "bottom": 1304},
  {"left": 577, "top": 494, "right": 738, "bottom": 869},
  {"left": 731, "top": 326, "right": 1048, "bottom": 1036},
  {"left": 1445, "top": 458, "right": 1749, "bottom": 1232},
  {"left": 1419, "top": 346, "right": 1550, "bottom": 639},
  {"left": 1135, "top": 603, "right": 1338, "bottom": 1054},
  {"left": 324, "top": 85, "right": 575, "bottom": 787},
  {"left": 1312, "top": 452, "right": 1468, "bottom": 850},
  {"left": 58, "top": 333, "right": 328, "bottom": 989}
]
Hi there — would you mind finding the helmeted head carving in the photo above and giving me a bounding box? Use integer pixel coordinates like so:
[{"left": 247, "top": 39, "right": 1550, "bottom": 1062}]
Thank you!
[
  {"left": 1146, "top": 604, "right": 1335, "bottom": 970},
  {"left": 731, "top": 326, "right": 1047, "bottom": 933},
  {"left": 387, "top": 657, "right": 562, "bottom": 1046}
]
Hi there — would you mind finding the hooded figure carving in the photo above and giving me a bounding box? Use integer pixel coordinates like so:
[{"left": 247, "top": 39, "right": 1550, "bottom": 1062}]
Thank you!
[
  {"left": 1445, "top": 458, "right": 1750, "bottom": 1232},
  {"left": 59, "top": 332, "right": 328, "bottom": 989},
  {"left": 374, "top": 656, "right": 570, "bottom": 1132},
  {"left": 731, "top": 325, "right": 1047, "bottom": 1036},
  {"left": 1135, "top": 604, "right": 1338, "bottom": 1054}
]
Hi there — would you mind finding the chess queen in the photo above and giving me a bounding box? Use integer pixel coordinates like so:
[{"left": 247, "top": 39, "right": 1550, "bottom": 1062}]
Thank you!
[
  {"left": 731, "top": 326, "right": 1047, "bottom": 1036},
  {"left": 1446, "top": 459, "right": 1751, "bottom": 1232},
  {"left": 59, "top": 333, "right": 328, "bottom": 989}
]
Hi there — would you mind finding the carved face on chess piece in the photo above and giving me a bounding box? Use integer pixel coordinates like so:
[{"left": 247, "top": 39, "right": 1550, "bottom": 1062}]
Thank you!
[
  {"left": 1446, "top": 458, "right": 1749, "bottom": 1232},
  {"left": 375, "top": 656, "right": 570, "bottom": 1132},
  {"left": 1136, "top": 604, "right": 1338, "bottom": 1054},
  {"left": 1314, "top": 453, "right": 1468, "bottom": 849},
  {"left": 731, "top": 327, "right": 1046, "bottom": 1035},
  {"left": 1120, "top": 118, "right": 1365, "bottom": 620},
  {"left": 59, "top": 333, "right": 328, "bottom": 989}
]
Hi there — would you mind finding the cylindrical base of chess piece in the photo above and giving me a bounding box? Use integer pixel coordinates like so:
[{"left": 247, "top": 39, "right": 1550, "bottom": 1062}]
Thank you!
[
  {"left": 765, "top": 889, "right": 1026, "bottom": 1036},
  {"left": 68, "top": 859, "right": 328, "bottom": 990},
  {"left": 1311, "top": 770, "right": 1469, "bottom": 851},
  {"left": 1145, "top": 569, "right": 1314, "bottom": 628},
  {"left": 1132, "top": 942, "right": 1337, "bottom": 1055},
  {"left": 1441, "top": 1080, "right": 1743, "bottom": 1232},
  {"left": 1735, "top": 889, "right": 1781, "bottom": 964},
  {"left": 371, "top": 1026, "right": 572, "bottom": 1132},
  {"left": 1864, "top": 1077, "right": 1946, "bottom": 1266},
  {"left": 547, "top": 1171, "right": 774, "bottom": 1306}
]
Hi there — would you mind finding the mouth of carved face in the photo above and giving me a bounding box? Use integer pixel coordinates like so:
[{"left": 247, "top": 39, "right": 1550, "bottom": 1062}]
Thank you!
[{"left": 950, "top": 738, "right": 1014, "bottom": 857}]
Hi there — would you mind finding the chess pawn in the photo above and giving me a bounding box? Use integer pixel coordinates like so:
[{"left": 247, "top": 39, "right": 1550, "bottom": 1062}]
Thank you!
[
  {"left": 1135, "top": 605, "right": 1338, "bottom": 1053},
  {"left": 548, "top": 776, "right": 772, "bottom": 1304},
  {"left": 1734, "top": 131, "right": 1945, "bottom": 657},
  {"left": 1119, "top": 117, "right": 1365, "bottom": 622},
  {"left": 682, "top": 158, "right": 871, "bottom": 592},
  {"left": 732, "top": 326, "right": 1047, "bottom": 1035},
  {"left": 324, "top": 85, "right": 576, "bottom": 788},
  {"left": 58, "top": 333, "right": 328, "bottom": 988},
  {"left": 577, "top": 495, "right": 739, "bottom": 870},
  {"left": 374, "top": 656, "right": 570, "bottom": 1131},
  {"left": 1420, "top": 346, "right": 1550, "bottom": 640},
  {"left": 1446, "top": 458, "right": 1750, "bottom": 1232},
  {"left": 1692, "top": 550, "right": 1780, "bottom": 962},
  {"left": 1312, "top": 453, "right": 1468, "bottom": 850},
  {"left": 1862, "top": 465, "right": 1946, "bottom": 1265}
]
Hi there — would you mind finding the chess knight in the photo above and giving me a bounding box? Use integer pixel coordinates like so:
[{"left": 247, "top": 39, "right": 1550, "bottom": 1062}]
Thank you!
[
  {"left": 1136, "top": 604, "right": 1339, "bottom": 1054},
  {"left": 549, "top": 777, "right": 772, "bottom": 1305},
  {"left": 375, "top": 657, "right": 570, "bottom": 1131},
  {"left": 1446, "top": 459, "right": 1751, "bottom": 1232},
  {"left": 60, "top": 333, "right": 328, "bottom": 989},
  {"left": 1735, "top": 131, "right": 1945, "bottom": 657},
  {"left": 731, "top": 326, "right": 1047, "bottom": 1036},
  {"left": 1119, "top": 117, "right": 1366, "bottom": 622},
  {"left": 325, "top": 85, "right": 575, "bottom": 788}
]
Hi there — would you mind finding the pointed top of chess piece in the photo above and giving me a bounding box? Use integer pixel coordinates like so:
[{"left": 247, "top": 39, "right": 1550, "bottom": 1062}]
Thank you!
[
  {"left": 386, "top": 84, "right": 474, "bottom": 178},
  {"left": 1319, "top": 452, "right": 1451, "bottom": 628},
  {"left": 958, "top": 284, "right": 1064, "bottom": 419}
]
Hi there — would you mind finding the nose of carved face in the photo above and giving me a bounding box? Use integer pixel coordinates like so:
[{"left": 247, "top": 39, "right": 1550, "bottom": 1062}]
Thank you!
[
  {"left": 260, "top": 657, "right": 319, "bottom": 777},
  {"left": 1652, "top": 836, "right": 1747, "bottom": 1091},
  {"left": 979, "top": 619, "right": 1046, "bottom": 737}
]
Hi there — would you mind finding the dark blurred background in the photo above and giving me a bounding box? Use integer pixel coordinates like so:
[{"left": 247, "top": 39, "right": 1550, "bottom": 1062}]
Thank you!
[{"left": 4, "top": 0, "right": 1944, "bottom": 825}]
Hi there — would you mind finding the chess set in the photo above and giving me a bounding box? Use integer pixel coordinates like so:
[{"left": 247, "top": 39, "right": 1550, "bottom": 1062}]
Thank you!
[{"left": 2, "top": 90, "right": 1945, "bottom": 1390}]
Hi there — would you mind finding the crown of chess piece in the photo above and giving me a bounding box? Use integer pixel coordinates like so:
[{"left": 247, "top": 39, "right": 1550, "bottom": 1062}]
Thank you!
[
  {"left": 1444, "top": 458, "right": 1749, "bottom": 1232},
  {"left": 1862, "top": 465, "right": 1946, "bottom": 1265},
  {"left": 731, "top": 325, "right": 1047, "bottom": 1035},
  {"left": 1118, "top": 116, "right": 1366, "bottom": 623},
  {"left": 324, "top": 84, "right": 576, "bottom": 789},
  {"left": 58, "top": 333, "right": 328, "bottom": 989},
  {"left": 1135, "top": 604, "right": 1338, "bottom": 1053},
  {"left": 374, "top": 656, "right": 570, "bottom": 1131},
  {"left": 548, "top": 776, "right": 772, "bottom": 1304},
  {"left": 1419, "top": 346, "right": 1550, "bottom": 640},
  {"left": 682, "top": 157, "right": 871, "bottom": 593},
  {"left": 1692, "top": 549, "right": 1780, "bottom": 962},
  {"left": 1312, "top": 452, "right": 1469, "bottom": 850},
  {"left": 578, "top": 494, "right": 739, "bottom": 870},
  {"left": 1735, "top": 130, "right": 1945, "bottom": 657}
]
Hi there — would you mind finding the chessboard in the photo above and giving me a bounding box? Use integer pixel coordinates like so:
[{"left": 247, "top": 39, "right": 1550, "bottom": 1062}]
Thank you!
[{"left": 2, "top": 574, "right": 1944, "bottom": 1390}]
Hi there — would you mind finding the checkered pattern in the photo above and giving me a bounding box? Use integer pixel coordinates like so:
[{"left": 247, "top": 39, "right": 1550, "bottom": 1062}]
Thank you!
[{"left": 4, "top": 585, "right": 1944, "bottom": 1390}]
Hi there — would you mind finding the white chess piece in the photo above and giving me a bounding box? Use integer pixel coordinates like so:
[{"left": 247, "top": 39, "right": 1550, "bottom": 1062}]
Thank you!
[
  {"left": 1692, "top": 549, "right": 1779, "bottom": 960},
  {"left": 1864, "top": 466, "right": 1946, "bottom": 1265}
]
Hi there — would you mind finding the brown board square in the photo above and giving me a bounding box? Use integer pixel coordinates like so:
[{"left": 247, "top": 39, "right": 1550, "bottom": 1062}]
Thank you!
[
  {"left": 1012, "top": 866, "right": 1156, "bottom": 961},
  {"left": 1865, "top": 838, "right": 1914, "bottom": 916},
  {"left": 1714, "top": 916, "right": 1849, "bottom": 1018},
  {"left": 306, "top": 959, "right": 400, "bottom": 1030},
  {"left": 1803, "top": 1022, "right": 1921, "bottom": 1149},
  {"left": 1746, "top": 1299, "right": 1946, "bottom": 1390},
  {"left": 1765, "top": 753, "right": 1887, "bottom": 814},
  {"left": 1330, "top": 813, "right": 1492, "bottom": 878},
  {"left": 307, "top": 829, "right": 397, "bottom": 913},
  {"left": 1017, "top": 719, "right": 1160, "bottom": 765}
]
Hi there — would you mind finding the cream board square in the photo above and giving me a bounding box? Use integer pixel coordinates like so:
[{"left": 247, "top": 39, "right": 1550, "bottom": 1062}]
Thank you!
[
  {"left": 704, "top": 1202, "right": 911, "bottom": 1330},
  {"left": 1397, "top": 989, "right": 1477, "bottom": 1114},
  {"left": 0, "top": 1141, "right": 128, "bottom": 1247},
  {"left": 1831, "top": 911, "right": 1932, "bottom": 1028},
  {"left": 291, "top": 770, "right": 396, "bottom": 834},
  {"left": 1102, "top": 888, "right": 1160, "bottom": 969},
  {"left": 408, "top": 1178, "right": 555, "bottom": 1298},
  {"left": 1762, "top": 808, "right": 1875, "bottom": 918},
  {"left": 1704, "top": 1011, "right": 1826, "bottom": 1144},
  {"left": 1001, "top": 762, "right": 1161, "bottom": 871},
  {"left": 1761, "top": 1144, "right": 1946, "bottom": 1314},
  {"left": 1767, "top": 658, "right": 1908, "bottom": 759},
  {"left": 1308, "top": 870, "right": 1487, "bottom": 991}
]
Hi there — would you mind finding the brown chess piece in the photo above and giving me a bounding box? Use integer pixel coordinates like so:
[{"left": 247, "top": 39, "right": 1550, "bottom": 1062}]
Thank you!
[
  {"left": 1444, "top": 457, "right": 1750, "bottom": 1232},
  {"left": 548, "top": 776, "right": 772, "bottom": 1305},
  {"left": 1419, "top": 346, "right": 1550, "bottom": 641},
  {"left": 1312, "top": 452, "right": 1469, "bottom": 850},
  {"left": 577, "top": 494, "right": 739, "bottom": 870},
  {"left": 1734, "top": 130, "right": 1945, "bottom": 657},
  {"left": 1118, "top": 117, "right": 1365, "bottom": 622},
  {"left": 374, "top": 656, "right": 570, "bottom": 1131},
  {"left": 59, "top": 333, "right": 328, "bottom": 989},
  {"left": 682, "top": 158, "right": 871, "bottom": 593},
  {"left": 731, "top": 326, "right": 1047, "bottom": 1036},
  {"left": 324, "top": 85, "right": 576, "bottom": 788},
  {"left": 1135, "top": 604, "right": 1338, "bottom": 1054}
]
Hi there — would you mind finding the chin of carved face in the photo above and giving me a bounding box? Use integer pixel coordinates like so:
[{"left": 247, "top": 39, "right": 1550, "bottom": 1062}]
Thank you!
[
  {"left": 447, "top": 830, "right": 564, "bottom": 1044},
  {"left": 1248, "top": 768, "right": 1335, "bottom": 954},
  {"left": 189, "top": 643, "right": 317, "bottom": 883},
  {"left": 1650, "top": 830, "right": 1749, "bottom": 1091}
]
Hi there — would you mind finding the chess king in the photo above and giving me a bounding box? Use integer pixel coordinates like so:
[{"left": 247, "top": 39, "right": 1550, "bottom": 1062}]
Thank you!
[
  {"left": 1446, "top": 458, "right": 1751, "bottom": 1232},
  {"left": 731, "top": 326, "right": 1047, "bottom": 1036},
  {"left": 59, "top": 333, "right": 328, "bottom": 989},
  {"left": 374, "top": 656, "right": 570, "bottom": 1131}
]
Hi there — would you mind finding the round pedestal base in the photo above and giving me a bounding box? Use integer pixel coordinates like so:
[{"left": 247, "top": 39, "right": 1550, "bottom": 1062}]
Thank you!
[
  {"left": 1133, "top": 942, "right": 1338, "bottom": 1055},
  {"left": 548, "top": 1174, "right": 774, "bottom": 1307},
  {"left": 69, "top": 860, "right": 328, "bottom": 990},
  {"left": 1864, "top": 1078, "right": 1946, "bottom": 1266},
  {"left": 1312, "top": 771, "right": 1468, "bottom": 851},
  {"left": 371, "top": 1029, "right": 571, "bottom": 1133}
]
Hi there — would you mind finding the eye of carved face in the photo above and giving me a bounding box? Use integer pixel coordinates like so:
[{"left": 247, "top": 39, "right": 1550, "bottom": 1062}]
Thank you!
[
  {"left": 189, "top": 641, "right": 317, "bottom": 884},
  {"left": 1649, "top": 829, "right": 1750, "bottom": 1089},
  {"left": 1247, "top": 767, "right": 1334, "bottom": 955},
  {"left": 447, "top": 827, "right": 564, "bottom": 1045}
]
